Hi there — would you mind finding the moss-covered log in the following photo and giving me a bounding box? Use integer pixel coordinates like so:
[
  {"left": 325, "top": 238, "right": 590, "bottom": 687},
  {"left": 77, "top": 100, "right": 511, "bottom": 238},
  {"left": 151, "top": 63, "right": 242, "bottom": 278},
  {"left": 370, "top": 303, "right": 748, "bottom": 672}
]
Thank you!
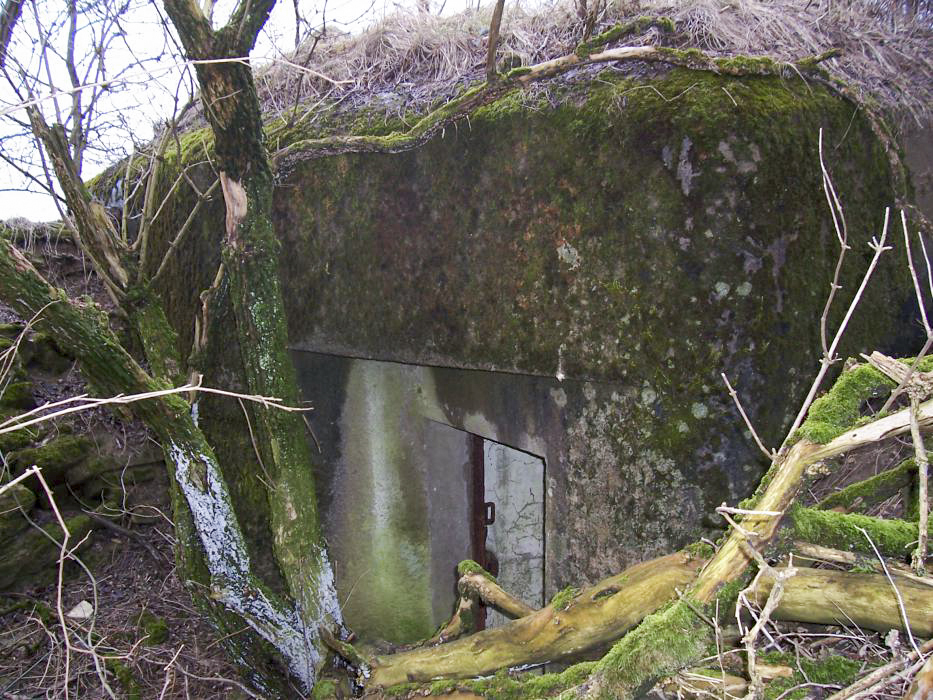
[
  {"left": 790, "top": 506, "right": 930, "bottom": 560},
  {"left": 367, "top": 551, "right": 704, "bottom": 687}
]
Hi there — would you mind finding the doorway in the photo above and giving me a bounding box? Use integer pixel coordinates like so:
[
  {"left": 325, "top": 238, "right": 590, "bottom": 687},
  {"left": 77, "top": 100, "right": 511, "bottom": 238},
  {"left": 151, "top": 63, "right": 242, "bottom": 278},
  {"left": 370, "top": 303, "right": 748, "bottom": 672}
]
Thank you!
[{"left": 470, "top": 435, "right": 546, "bottom": 628}]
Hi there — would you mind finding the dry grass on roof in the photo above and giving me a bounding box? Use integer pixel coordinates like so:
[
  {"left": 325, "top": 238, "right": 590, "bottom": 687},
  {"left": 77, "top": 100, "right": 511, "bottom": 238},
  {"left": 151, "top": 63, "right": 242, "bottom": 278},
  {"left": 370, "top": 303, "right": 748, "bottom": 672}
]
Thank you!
[{"left": 252, "top": 0, "right": 932, "bottom": 127}]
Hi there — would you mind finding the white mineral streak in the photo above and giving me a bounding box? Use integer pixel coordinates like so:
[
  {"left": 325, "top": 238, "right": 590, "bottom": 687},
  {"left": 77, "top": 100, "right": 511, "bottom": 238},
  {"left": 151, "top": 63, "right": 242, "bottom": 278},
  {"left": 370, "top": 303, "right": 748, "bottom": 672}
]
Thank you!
[{"left": 169, "top": 441, "right": 322, "bottom": 690}]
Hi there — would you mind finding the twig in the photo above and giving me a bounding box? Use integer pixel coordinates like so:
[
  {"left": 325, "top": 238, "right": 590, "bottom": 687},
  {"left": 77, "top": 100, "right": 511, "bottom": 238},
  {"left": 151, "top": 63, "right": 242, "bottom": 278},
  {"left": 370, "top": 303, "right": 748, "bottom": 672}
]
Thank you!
[
  {"left": 908, "top": 393, "right": 928, "bottom": 573},
  {"left": 157, "top": 645, "right": 184, "bottom": 700},
  {"left": 826, "top": 637, "right": 933, "bottom": 700},
  {"left": 782, "top": 207, "right": 892, "bottom": 446},
  {"left": 171, "top": 665, "right": 263, "bottom": 699},
  {"left": 721, "top": 372, "right": 774, "bottom": 460},
  {"left": 0, "top": 380, "right": 311, "bottom": 435},
  {"left": 817, "top": 127, "right": 849, "bottom": 357},
  {"left": 238, "top": 397, "right": 270, "bottom": 481},
  {"left": 880, "top": 211, "right": 933, "bottom": 414},
  {"left": 82, "top": 511, "right": 163, "bottom": 563},
  {"left": 855, "top": 526, "right": 920, "bottom": 656}
]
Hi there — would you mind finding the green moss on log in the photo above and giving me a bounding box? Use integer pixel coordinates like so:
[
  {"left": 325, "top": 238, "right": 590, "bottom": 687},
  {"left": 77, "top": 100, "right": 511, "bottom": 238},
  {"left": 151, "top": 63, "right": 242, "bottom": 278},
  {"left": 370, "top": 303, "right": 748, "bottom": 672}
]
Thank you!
[
  {"left": 795, "top": 364, "right": 893, "bottom": 444},
  {"left": 759, "top": 652, "right": 864, "bottom": 700},
  {"left": 385, "top": 661, "right": 597, "bottom": 698},
  {"left": 575, "top": 17, "right": 675, "bottom": 57},
  {"left": 457, "top": 559, "right": 497, "bottom": 582},
  {"left": 817, "top": 458, "right": 917, "bottom": 512},
  {"left": 790, "top": 505, "right": 929, "bottom": 559},
  {"left": 549, "top": 585, "right": 579, "bottom": 611},
  {"left": 583, "top": 600, "right": 711, "bottom": 699}
]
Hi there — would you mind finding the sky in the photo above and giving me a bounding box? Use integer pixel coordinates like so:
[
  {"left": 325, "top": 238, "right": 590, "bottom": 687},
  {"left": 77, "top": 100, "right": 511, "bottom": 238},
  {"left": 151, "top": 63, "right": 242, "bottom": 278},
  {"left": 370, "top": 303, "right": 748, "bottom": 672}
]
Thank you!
[{"left": 0, "top": 0, "right": 472, "bottom": 222}]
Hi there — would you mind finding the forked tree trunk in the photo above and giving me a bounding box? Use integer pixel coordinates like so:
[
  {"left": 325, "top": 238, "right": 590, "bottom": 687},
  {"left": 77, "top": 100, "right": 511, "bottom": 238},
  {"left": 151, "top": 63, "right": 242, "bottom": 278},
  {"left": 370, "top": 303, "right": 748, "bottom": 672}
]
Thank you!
[{"left": 162, "top": 0, "right": 340, "bottom": 680}]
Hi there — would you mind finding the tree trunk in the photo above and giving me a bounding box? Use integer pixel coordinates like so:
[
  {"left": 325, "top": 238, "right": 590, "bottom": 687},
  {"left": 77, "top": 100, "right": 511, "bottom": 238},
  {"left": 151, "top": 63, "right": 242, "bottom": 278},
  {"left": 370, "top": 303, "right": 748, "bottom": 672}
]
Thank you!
[{"left": 162, "top": 0, "right": 340, "bottom": 681}]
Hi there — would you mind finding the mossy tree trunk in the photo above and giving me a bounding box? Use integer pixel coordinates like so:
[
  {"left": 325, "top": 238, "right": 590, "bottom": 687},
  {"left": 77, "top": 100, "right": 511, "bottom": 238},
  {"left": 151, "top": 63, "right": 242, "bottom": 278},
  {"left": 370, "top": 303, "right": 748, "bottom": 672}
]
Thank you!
[{"left": 161, "top": 0, "right": 341, "bottom": 665}]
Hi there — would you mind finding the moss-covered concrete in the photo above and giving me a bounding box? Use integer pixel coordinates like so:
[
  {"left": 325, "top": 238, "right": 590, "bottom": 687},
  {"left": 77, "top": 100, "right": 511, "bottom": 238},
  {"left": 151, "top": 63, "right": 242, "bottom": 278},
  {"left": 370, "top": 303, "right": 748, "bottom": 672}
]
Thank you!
[
  {"left": 268, "top": 69, "right": 913, "bottom": 598},
  {"left": 329, "top": 360, "right": 439, "bottom": 642},
  {"left": 129, "top": 65, "right": 915, "bottom": 651}
]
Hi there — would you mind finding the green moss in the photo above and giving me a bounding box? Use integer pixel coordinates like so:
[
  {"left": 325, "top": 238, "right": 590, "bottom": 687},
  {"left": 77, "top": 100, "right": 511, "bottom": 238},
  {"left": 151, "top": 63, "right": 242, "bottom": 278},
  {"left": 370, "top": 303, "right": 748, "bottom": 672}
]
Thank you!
[
  {"left": 136, "top": 610, "right": 169, "bottom": 645},
  {"left": 683, "top": 541, "right": 715, "bottom": 559},
  {"left": 587, "top": 600, "right": 711, "bottom": 699},
  {"left": 130, "top": 299, "right": 184, "bottom": 383},
  {"left": 0, "top": 381, "right": 34, "bottom": 410},
  {"left": 385, "top": 661, "right": 599, "bottom": 699},
  {"left": 0, "top": 482, "right": 35, "bottom": 542},
  {"left": 549, "top": 585, "right": 579, "bottom": 611},
  {"left": 504, "top": 65, "right": 533, "bottom": 78},
  {"left": 790, "top": 505, "right": 928, "bottom": 558},
  {"left": 0, "top": 513, "right": 94, "bottom": 590},
  {"left": 106, "top": 659, "right": 141, "bottom": 700},
  {"left": 713, "top": 576, "right": 748, "bottom": 619},
  {"left": 0, "top": 410, "right": 43, "bottom": 453},
  {"left": 795, "top": 364, "right": 893, "bottom": 444},
  {"left": 817, "top": 458, "right": 916, "bottom": 512},
  {"left": 311, "top": 679, "right": 337, "bottom": 699},
  {"left": 714, "top": 55, "right": 779, "bottom": 73},
  {"left": 576, "top": 17, "right": 675, "bottom": 57},
  {"left": 759, "top": 652, "right": 863, "bottom": 699},
  {"left": 8, "top": 434, "right": 92, "bottom": 483},
  {"left": 457, "top": 559, "right": 498, "bottom": 583}
]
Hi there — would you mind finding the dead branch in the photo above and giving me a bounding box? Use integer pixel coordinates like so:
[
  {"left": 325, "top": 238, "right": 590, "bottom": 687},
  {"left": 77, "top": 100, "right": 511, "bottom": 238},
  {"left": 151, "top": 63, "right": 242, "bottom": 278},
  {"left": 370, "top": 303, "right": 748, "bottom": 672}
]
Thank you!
[{"left": 827, "top": 637, "right": 933, "bottom": 700}]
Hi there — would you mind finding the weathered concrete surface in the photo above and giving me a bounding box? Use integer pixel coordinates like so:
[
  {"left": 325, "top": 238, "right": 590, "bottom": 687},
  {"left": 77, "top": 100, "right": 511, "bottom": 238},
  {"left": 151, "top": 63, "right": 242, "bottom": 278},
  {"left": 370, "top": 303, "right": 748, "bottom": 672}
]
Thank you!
[
  {"left": 136, "top": 66, "right": 920, "bottom": 645},
  {"left": 275, "top": 69, "right": 917, "bottom": 644}
]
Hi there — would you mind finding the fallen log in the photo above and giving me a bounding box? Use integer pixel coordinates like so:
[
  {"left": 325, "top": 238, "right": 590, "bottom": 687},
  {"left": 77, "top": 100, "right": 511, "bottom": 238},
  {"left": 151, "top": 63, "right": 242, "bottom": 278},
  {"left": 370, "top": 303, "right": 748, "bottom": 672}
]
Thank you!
[
  {"left": 578, "top": 390, "right": 933, "bottom": 699},
  {"left": 753, "top": 568, "right": 933, "bottom": 638},
  {"left": 790, "top": 506, "right": 931, "bottom": 560},
  {"left": 367, "top": 551, "right": 703, "bottom": 687},
  {"left": 362, "top": 556, "right": 933, "bottom": 690}
]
